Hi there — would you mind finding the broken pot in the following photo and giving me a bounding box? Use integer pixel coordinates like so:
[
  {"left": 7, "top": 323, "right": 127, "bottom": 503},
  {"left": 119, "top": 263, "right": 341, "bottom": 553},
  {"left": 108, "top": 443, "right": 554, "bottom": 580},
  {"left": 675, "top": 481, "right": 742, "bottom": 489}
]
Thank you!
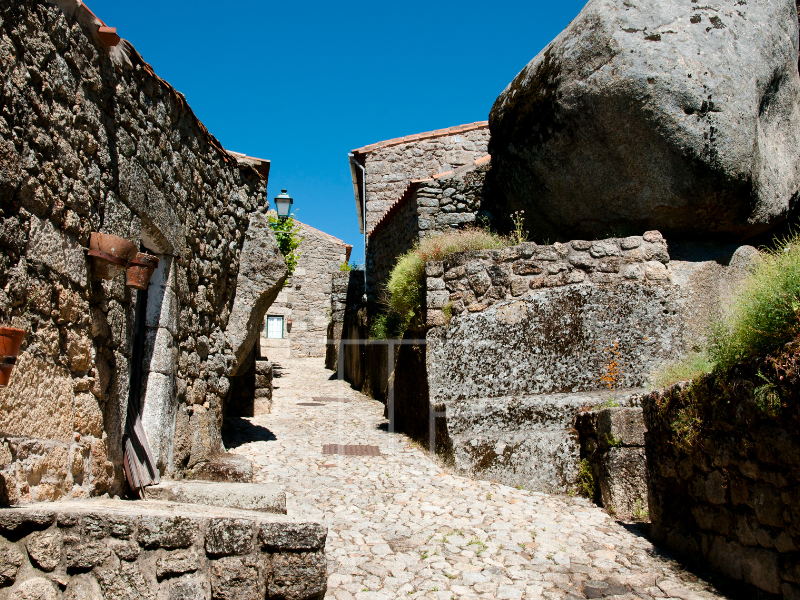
[
  {"left": 0, "top": 327, "right": 25, "bottom": 388},
  {"left": 126, "top": 252, "right": 160, "bottom": 290},
  {"left": 88, "top": 232, "right": 139, "bottom": 280}
]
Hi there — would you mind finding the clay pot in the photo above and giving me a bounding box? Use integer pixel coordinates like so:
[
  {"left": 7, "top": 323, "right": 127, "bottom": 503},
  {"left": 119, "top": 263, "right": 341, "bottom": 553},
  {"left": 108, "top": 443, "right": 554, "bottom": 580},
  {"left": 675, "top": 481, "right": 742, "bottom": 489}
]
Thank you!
[
  {"left": 0, "top": 327, "right": 25, "bottom": 388},
  {"left": 126, "top": 252, "right": 160, "bottom": 290},
  {"left": 88, "top": 232, "right": 139, "bottom": 280}
]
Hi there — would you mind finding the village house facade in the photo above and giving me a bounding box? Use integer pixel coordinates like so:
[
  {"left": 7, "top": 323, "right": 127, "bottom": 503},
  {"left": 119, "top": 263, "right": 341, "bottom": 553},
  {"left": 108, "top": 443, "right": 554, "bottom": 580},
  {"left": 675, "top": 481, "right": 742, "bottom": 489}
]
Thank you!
[{"left": 260, "top": 221, "right": 351, "bottom": 359}]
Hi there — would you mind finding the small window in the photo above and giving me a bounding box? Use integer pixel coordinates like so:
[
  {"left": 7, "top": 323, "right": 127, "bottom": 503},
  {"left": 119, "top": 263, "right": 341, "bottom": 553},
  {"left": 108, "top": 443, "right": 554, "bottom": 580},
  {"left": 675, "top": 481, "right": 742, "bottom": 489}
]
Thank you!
[{"left": 267, "top": 316, "right": 284, "bottom": 339}]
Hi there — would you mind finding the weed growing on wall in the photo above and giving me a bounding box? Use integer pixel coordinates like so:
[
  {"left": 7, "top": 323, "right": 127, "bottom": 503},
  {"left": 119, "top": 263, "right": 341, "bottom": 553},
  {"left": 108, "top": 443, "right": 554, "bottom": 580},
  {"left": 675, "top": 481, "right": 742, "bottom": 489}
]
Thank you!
[
  {"left": 384, "top": 227, "right": 510, "bottom": 332},
  {"left": 576, "top": 459, "right": 595, "bottom": 499},
  {"left": 269, "top": 213, "right": 304, "bottom": 280}
]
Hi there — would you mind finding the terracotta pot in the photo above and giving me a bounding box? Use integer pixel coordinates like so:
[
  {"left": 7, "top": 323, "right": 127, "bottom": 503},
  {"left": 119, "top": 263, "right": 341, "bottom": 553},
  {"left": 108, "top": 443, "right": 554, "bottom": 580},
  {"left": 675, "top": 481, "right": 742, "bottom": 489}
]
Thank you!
[
  {"left": 0, "top": 327, "right": 24, "bottom": 389},
  {"left": 88, "top": 232, "right": 139, "bottom": 280},
  {"left": 126, "top": 253, "right": 160, "bottom": 290},
  {"left": 0, "top": 327, "right": 25, "bottom": 357},
  {"left": 0, "top": 361, "right": 14, "bottom": 388}
]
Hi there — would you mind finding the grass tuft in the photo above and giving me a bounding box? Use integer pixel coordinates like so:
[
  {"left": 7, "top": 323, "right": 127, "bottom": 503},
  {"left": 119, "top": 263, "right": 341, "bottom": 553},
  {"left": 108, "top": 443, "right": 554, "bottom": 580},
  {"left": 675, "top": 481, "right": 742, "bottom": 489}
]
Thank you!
[
  {"left": 650, "top": 351, "right": 715, "bottom": 389},
  {"left": 707, "top": 233, "right": 800, "bottom": 369}
]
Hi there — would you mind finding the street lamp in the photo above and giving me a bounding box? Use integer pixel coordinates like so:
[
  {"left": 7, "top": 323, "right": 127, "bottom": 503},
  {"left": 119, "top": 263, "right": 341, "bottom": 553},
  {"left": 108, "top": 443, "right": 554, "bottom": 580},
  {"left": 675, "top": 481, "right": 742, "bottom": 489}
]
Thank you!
[{"left": 274, "top": 189, "right": 293, "bottom": 221}]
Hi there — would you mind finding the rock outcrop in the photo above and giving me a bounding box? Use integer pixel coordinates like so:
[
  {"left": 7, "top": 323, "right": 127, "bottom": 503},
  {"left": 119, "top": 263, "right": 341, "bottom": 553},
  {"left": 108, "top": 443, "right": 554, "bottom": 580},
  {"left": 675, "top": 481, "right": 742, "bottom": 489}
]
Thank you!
[
  {"left": 488, "top": 0, "right": 800, "bottom": 241},
  {"left": 225, "top": 211, "right": 288, "bottom": 374}
]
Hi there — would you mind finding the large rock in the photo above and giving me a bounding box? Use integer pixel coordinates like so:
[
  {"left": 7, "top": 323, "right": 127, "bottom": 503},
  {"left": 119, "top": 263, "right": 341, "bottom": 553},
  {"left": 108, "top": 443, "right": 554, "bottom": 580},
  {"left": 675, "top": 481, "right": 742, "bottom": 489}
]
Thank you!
[
  {"left": 488, "top": 0, "right": 800, "bottom": 241},
  {"left": 225, "top": 212, "right": 288, "bottom": 375}
]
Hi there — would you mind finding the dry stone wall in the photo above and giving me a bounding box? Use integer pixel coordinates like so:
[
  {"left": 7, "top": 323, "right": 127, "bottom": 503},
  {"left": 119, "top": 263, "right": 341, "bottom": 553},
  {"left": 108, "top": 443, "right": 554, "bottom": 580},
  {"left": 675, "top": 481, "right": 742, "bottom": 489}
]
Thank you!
[
  {"left": 0, "top": 0, "right": 284, "bottom": 502},
  {"left": 0, "top": 500, "right": 326, "bottom": 600},
  {"left": 356, "top": 126, "right": 489, "bottom": 231},
  {"left": 644, "top": 380, "right": 800, "bottom": 598}
]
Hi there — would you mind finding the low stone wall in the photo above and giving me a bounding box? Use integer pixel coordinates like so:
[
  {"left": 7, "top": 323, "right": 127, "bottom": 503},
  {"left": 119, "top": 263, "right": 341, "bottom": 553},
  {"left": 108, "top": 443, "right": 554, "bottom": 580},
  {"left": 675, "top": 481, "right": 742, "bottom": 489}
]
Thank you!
[
  {"left": 425, "top": 230, "right": 671, "bottom": 326},
  {"left": 643, "top": 379, "right": 800, "bottom": 598},
  {"left": 576, "top": 406, "right": 648, "bottom": 520},
  {"left": 367, "top": 160, "right": 488, "bottom": 299},
  {"left": 0, "top": 499, "right": 326, "bottom": 600}
]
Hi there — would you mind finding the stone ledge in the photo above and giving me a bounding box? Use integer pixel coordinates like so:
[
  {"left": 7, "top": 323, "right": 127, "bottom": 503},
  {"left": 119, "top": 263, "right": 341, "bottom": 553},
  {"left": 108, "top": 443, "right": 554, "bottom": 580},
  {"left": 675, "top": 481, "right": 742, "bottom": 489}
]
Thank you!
[
  {"left": 145, "top": 481, "right": 286, "bottom": 514},
  {"left": 0, "top": 499, "right": 327, "bottom": 600}
]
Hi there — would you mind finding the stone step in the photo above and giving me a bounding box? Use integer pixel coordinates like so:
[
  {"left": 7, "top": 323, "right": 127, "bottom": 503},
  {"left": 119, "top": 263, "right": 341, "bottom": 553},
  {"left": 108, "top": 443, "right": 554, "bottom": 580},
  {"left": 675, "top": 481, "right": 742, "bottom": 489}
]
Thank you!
[{"left": 145, "top": 481, "right": 286, "bottom": 514}]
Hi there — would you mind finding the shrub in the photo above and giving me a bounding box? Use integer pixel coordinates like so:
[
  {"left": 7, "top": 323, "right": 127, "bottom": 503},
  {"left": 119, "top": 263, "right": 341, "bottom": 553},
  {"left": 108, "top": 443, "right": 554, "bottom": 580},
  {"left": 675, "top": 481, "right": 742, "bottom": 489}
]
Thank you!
[
  {"left": 268, "top": 214, "right": 303, "bottom": 279},
  {"left": 708, "top": 232, "right": 800, "bottom": 369},
  {"left": 339, "top": 261, "right": 352, "bottom": 272},
  {"left": 384, "top": 227, "right": 510, "bottom": 332}
]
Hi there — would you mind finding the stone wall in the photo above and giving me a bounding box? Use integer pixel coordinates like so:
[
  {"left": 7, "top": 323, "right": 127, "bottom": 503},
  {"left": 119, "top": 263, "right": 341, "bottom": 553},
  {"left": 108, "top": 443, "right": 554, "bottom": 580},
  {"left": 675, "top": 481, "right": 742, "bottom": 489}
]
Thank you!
[
  {"left": 424, "top": 230, "right": 672, "bottom": 327},
  {"left": 576, "top": 406, "right": 649, "bottom": 521},
  {"left": 261, "top": 221, "right": 350, "bottom": 359},
  {"left": 366, "top": 160, "right": 488, "bottom": 299},
  {"left": 0, "top": 499, "right": 326, "bottom": 599},
  {"left": 0, "top": 0, "right": 285, "bottom": 502},
  {"left": 353, "top": 123, "right": 489, "bottom": 231},
  {"left": 644, "top": 378, "right": 800, "bottom": 598}
]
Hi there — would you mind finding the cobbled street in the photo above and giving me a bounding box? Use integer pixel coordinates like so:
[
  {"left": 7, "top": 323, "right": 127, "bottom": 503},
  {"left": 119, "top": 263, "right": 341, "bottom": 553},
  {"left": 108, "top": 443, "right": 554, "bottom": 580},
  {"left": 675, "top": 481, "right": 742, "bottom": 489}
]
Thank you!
[{"left": 225, "top": 358, "right": 729, "bottom": 600}]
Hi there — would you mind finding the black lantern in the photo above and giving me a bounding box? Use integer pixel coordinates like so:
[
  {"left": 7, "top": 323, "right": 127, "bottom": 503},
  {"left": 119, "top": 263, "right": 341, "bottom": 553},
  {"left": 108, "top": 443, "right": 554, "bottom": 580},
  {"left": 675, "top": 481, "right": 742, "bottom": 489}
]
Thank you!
[{"left": 274, "top": 189, "right": 293, "bottom": 221}]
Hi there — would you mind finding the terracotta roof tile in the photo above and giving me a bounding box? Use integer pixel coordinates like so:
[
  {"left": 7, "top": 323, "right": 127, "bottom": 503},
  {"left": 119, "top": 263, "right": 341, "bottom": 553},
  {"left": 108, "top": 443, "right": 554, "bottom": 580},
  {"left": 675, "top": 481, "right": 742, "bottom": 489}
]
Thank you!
[{"left": 351, "top": 121, "right": 489, "bottom": 156}]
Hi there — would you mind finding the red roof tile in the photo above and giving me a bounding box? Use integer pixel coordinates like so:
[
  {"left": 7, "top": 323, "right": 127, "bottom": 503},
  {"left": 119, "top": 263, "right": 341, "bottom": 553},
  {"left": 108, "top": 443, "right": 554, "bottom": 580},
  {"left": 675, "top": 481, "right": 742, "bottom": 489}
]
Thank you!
[{"left": 351, "top": 121, "right": 489, "bottom": 156}]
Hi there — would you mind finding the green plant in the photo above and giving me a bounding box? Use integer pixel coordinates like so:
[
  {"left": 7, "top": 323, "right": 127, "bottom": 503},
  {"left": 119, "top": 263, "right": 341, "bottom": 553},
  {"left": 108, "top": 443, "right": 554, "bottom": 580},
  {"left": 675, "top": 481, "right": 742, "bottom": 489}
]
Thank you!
[
  {"left": 510, "top": 210, "right": 528, "bottom": 245},
  {"left": 385, "top": 227, "right": 510, "bottom": 334},
  {"left": 708, "top": 232, "right": 800, "bottom": 369},
  {"left": 605, "top": 433, "right": 623, "bottom": 448},
  {"left": 754, "top": 369, "right": 781, "bottom": 417},
  {"left": 268, "top": 213, "right": 304, "bottom": 280},
  {"left": 339, "top": 261, "right": 352, "bottom": 272},
  {"left": 441, "top": 302, "right": 453, "bottom": 324},
  {"left": 576, "top": 459, "right": 595, "bottom": 499},
  {"left": 650, "top": 351, "right": 715, "bottom": 389},
  {"left": 632, "top": 499, "right": 649, "bottom": 521},
  {"left": 420, "top": 550, "right": 428, "bottom": 560}
]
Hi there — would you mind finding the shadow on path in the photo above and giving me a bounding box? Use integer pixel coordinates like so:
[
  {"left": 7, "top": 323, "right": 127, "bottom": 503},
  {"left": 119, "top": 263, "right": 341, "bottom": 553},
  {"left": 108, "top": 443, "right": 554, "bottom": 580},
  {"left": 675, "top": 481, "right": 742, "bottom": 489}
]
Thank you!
[{"left": 223, "top": 416, "right": 277, "bottom": 449}]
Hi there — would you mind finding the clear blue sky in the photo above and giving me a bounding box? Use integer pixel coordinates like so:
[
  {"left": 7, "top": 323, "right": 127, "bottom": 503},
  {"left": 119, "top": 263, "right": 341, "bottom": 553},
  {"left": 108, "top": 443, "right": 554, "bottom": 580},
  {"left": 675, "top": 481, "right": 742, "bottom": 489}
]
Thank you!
[{"left": 87, "top": 0, "right": 587, "bottom": 263}]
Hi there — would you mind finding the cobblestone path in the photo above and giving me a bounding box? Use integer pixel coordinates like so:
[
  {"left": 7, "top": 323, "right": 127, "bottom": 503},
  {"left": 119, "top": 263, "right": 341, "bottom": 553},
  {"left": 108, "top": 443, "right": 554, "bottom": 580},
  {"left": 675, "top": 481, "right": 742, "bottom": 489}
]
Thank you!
[{"left": 225, "top": 358, "right": 728, "bottom": 600}]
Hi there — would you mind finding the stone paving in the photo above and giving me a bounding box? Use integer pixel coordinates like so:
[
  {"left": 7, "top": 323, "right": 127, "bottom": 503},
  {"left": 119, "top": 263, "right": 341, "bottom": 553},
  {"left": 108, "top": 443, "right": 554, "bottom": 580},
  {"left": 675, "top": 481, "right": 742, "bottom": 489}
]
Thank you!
[{"left": 224, "top": 358, "right": 730, "bottom": 600}]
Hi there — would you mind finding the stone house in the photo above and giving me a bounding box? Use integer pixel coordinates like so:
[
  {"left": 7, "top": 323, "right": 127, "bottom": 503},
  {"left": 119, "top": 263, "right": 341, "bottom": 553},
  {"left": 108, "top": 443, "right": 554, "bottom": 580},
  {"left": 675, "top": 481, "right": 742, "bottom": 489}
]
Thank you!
[
  {"left": 347, "top": 122, "right": 490, "bottom": 298},
  {"left": 0, "top": 0, "right": 287, "bottom": 503},
  {"left": 260, "top": 220, "right": 351, "bottom": 359}
]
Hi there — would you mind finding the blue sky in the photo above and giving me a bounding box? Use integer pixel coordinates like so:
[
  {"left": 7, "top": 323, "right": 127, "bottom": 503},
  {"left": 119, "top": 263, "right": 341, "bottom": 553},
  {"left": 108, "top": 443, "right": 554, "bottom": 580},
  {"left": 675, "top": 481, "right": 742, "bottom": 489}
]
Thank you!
[{"left": 87, "top": 0, "right": 587, "bottom": 263}]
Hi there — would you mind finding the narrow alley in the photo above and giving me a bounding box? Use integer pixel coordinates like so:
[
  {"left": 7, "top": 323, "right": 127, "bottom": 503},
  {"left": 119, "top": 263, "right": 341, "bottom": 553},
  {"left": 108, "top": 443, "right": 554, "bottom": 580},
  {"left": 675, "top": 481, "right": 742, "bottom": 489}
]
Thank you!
[{"left": 224, "top": 358, "right": 728, "bottom": 600}]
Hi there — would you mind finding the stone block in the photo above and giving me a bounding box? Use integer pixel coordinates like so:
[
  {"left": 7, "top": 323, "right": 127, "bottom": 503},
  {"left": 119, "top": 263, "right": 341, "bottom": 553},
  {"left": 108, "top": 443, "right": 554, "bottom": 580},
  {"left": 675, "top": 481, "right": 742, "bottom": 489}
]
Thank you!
[
  {"left": 26, "top": 530, "right": 62, "bottom": 572},
  {"left": 9, "top": 577, "right": 59, "bottom": 600},
  {"left": 65, "top": 539, "right": 111, "bottom": 569},
  {"left": 599, "top": 447, "right": 649, "bottom": 520},
  {"left": 142, "top": 327, "right": 176, "bottom": 375},
  {"left": 169, "top": 575, "right": 210, "bottom": 600},
  {"left": 137, "top": 516, "right": 195, "bottom": 549},
  {"left": 63, "top": 574, "right": 103, "bottom": 600},
  {"left": 0, "top": 545, "right": 24, "bottom": 585},
  {"left": 268, "top": 551, "right": 327, "bottom": 600},
  {"left": 110, "top": 540, "right": 140, "bottom": 562},
  {"left": 189, "top": 453, "right": 253, "bottom": 483},
  {"left": 156, "top": 550, "right": 200, "bottom": 580},
  {"left": 74, "top": 393, "right": 103, "bottom": 438},
  {"left": 146, "top": 482, "right": 285, "bottom": 513},
  {"left": 209, "top": 556, "right": 260, "bottom": 600},
  {"left": 205, "top": 518, "right": 254, "bottom": 556},
  {"left": 259, "top": 522, "right": 327, "bottom": 551},
  {"left": 26, "top": 214, "right": 87, "bottom": 287},
  {"left": 96, "top": 561, "right": 154, "bottom": 600}
]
